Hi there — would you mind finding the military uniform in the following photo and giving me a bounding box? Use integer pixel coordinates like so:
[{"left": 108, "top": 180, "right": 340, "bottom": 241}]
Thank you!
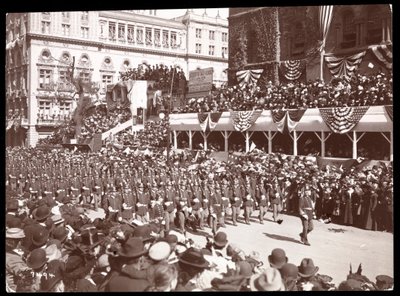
[
  {"left": 69, "top": 174, "right": 81, "bottom": 204},
  {"left": 191, "top": 184, "right": 204, "bottom": 229},
  {"left": 257, "top": 183, "right": 269, "bottom": 224},
  {"left": 92, "top": 173, "right": 104, "bottom": 210},
  {"left": 135, "top": 185, "right": 150, "bottom": 223},
  {"left": 163, "top": 183, "right": 177, "bottom": 231},
  {"left": 102, "top": 190, "right": 122, "bottom": 221},
  {"left": 231, "top": 180, "right": 243, "bottom": 226}
]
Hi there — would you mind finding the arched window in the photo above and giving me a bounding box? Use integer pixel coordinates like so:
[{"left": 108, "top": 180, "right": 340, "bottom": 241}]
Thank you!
[{"left": 342, "top": 10, "right": 356, "bottom": 49}]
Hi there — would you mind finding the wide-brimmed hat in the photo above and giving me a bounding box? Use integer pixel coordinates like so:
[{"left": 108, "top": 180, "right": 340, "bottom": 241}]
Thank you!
[
  {"left": 33, "top": 205, "right": 51, "bottom": 221},
  {"left": 32, "top": 227, "right": 50, "bottom": 247},
  {"left": 40, "top": 260, "right": 65, "bottom": 291},
  {"left": 149, "top": 241, "right": 171, "bottom": 261},
  {"left": 279, "top": 263, "right": 299, "bottom": 281},
  {"left": 298, "top": 258, "right": 319, "bottom": 278},
  {"left": 213, "top": 231, "right": 228, "bottom": 248},
  {"left": 250, "top": 267, "right": 285, "bottom": 291},
  {"left": 6, "top": 227, "right": 25, "bottom": 239},
  {"left": 268, "top": 248, "right": 288, "bottom": 269},
  {"left": 133, "top": 225, "right": 154, "bottom": 242},
  {"left": 179, "top": 247, "right": 209, "bottom": 269},
  {"left": 118, "top": 237, "right": 147, "bottom": 258},
  {"left": 27, "top": 248, "right": 48, "bottom": 270}
]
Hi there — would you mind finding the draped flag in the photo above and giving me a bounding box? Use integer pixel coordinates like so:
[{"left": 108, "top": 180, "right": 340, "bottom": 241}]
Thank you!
[
  {"left": 319, "top": 5, "right": 334, "bottom": 50},
  {"left": 271, "top": 110, "right": 287, "bottom": 133},
  {"left": 280, "top": 60, "right": 305, "bottom": 81},
  {"left": 384, "top": 105, "right": 393, "bottom": 121},
  {"left": 6, "top": 119, "right": 14, "bottom": 131},
  {"left": 236, "top": 69, "right": 264, "bottom": 87},
  {"left": 288, "top": 109, "right": 307, "bottom": 132},
  {"left": 370, "top": 44, "right": 392, "bottom": 70},
  {"left": 324, "top": 51, "right": 366, "bottom": 81},
  {"left": 230, "top": 110, "right": 262, "bottom": 132},
  {"left": 319, "top": 106, "right": 369, "bottom": 134},
  {"left": 197, "top": 112, "right": 222, "bottom": 132}
]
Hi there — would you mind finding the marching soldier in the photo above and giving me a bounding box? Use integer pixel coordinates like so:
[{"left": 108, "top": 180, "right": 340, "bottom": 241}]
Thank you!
[
  {"left": 121, "top": 182, "right": 136, "bottom": 222},
  {"left": 55, "top": 175, "right": 68, "bottom": 203},
  {"left": 220, "top": 180, "right": 232, "bottom": 228},
  {"left": 69, "top": 172, "right": 81, "bottom": 204},
  {"left": 92, "top": 172, "right": 104, "bottom": 210},
  {"left": 231, "top": 178, "right": 243, "bottom": 226},
  {"left": 81, "top": 172, "right": 92, "bottom": 206},
  {"left": 210, "top": 183, "right": 223, "bottom": 235},
  {"left": 191, "top": 182, "right": 204, "bottom": 229},
  {"left": 102, "top": 186, "right": 122, "bottom": 221},
  {"left": 135, "top": 183, "right": 150, "bottom": 223},
  {"left": 28, "top": 175, "right": 41, "bottom": 200},
  {"left": 163, "top": 181, "right": 177, "bottom": 231},
  {"left": 256, "top": 181, "right": 269, "bottom": 224}
]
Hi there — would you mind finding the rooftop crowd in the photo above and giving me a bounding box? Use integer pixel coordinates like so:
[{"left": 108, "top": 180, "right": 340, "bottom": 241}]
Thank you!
[{"left": 6, "top": 143, "right": 393, "bottom": 291}]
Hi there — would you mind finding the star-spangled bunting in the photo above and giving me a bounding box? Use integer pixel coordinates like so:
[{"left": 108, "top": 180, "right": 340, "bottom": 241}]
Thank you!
[
  {"left": 280, "top": 60, "right": 305, "bottom": 81},
  {"left": 230, "top": 110, "right": 263, "bottom": 132},
  {"left": 319, "top": 106, "right": 369, "bottom": 134},
  {"left": 197, "top": 112, "right": 222, "bottom": 132},
  {"left": 271, "top": 109, "right": 306, "bottom": 133}
]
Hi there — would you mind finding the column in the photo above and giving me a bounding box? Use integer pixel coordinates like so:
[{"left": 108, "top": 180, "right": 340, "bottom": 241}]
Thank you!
[
  {"left": 152, "top": 27, "right": 155, "bottom": 48},
  {"left": 224, "top": 130, "right": 228, "bottom": 152},
  {"left": 168, "top": 30, "right": 171, "bottom": 50},
  {"left": 352, "top": 131, "right": 357, "bottom": 159},
  {"left": 173, "top": 130, "right": 177, "bottom": 149},
  {"left": 189, "top": 130, "right": 193, "bottom": 150},
  {"left": 268, "top": 130, "right": 272, "bottom": 154},
  {"left": 386, "top": 18, "right": 391, "bottom": 43},
  {"left": 293, "top": 130, "right": 298, "bottom": 156},
  {"left": 381, "top": 19, "right": 386, "bottom": 43},
  {"left": 203, "top": 132, "right": 207, "bottom": 151},
  {"left": 321, "top": 131, "right": 326, "bottom": 157}
]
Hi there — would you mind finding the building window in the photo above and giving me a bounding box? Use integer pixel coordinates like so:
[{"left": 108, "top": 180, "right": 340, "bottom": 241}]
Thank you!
[
  {"left": 102, "top": 74, "right": 113, "bottom": 92},
  {"left": 127, "top": 25, "right": 135, "bottom": 44},
  {"left": 39, "top": 69, "right": 52, "bottom": 89},
  {"left": 79, "top": 71, "right": 91, "bottom": 83},
  {"left": 58, "top": 69, "right": 68, "bottom": 82},
  {"left": 154, "top": 29, "right": 161, "bottom": 47},
  {"left": 196, "top": 28, "right": 202, "bottom": 38},
  {"left": 222, "top": 32, "right": 228, "bottom": 42},
  {"left": 41, "top": 21, "right": 50, "bottom": 34},
  {"left": 38, "top": 100, "right": 52, "bottom": 120},
  {"left": 209, "top": 30, "right": 215, "bottom": 40},
  {"left": 137, "top": 27, "right": 144, "bottom": 44},
  {"left": 222, "top": 46, "right": 228, "bottom": 57},
  {"left": 109, "top": 22, "right": 116, "bottom": 41},
  {"left": 59, "top": 102, "right": 71, "bottom": 120},
  {"left": 62, "top": 24, "right": 70, "bottom": 36},
  {"left": 162, "top": 30, "right": 169, "bottom": 47},
  {"left": 366, "top": 7, "right": 383, "bottom": 44},
  {"left": 145, "top": 28, "right": 152, "bottom": 46},
  {"left": 81, "top": 11, "right": 89, "bottom": 21},
  {"left": 342, "top": 10, "right": 356, "bottom": 49},
  {"left": 171, "top": 31, "right": 177, "bottom": 48},
  {"left": 81, "top": 26, "right": 89, "bottom": 38},
  {"left": 209, "top": 45, "right": 215, "bottom": 56},
  {"left": 118, "top": 23, "right": 125, "bottom": 42},
  {"left": 196, "top": 43, "right": 202, "bottom": 54}
]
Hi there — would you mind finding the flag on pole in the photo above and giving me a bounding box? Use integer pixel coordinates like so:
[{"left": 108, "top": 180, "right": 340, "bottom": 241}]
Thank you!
[
  {"left": 249, "top": 141, "right": 256, "bottom": 152},
  {"left": 319, "top": 5, "right": 334, "bottom": 51}
]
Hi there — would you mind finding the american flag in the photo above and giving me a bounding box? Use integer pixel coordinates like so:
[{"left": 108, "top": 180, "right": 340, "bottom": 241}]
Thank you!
[
  {"left": 319, "top": 107, "right": 369, "bottom": 134},
  {"left": 230, "top": 110, "right": 262, "bottom": 132},
  {"left": 319, "top": 5, "right": 334, "bottom": 50}
]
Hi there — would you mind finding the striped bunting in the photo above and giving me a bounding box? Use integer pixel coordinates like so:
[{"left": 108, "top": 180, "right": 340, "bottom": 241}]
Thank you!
[
  {"left": 319, "top": 5, "right": 334, "bottom": 49},
  {"left": 230, "top": 110, "right": 262, "bottom": 132},
  {"left": 370, "top": 44, "right": 392, "bottom": 70},
  {"left": 198, "top": 113, "right": 209, "bottom": 132},
  {"left": 236, "top": 69, "right": 264, "bottom": 87},
  {"left": 197, "top": 112, "right": 222, "bottom": 132},
  {"left": 324, "top": 51, "right": 366, "bottom": 81},
  {"left": 288, "top": 109, "right": 306, "bottom": 132},
  {"left": 319, "top": 107, "right": 369, "bottom": 134}
]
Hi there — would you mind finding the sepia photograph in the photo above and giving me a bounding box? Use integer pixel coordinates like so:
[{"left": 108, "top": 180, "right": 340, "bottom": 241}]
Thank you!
[{"left": 5, "top": 4, "right": 393, "bottom": 292}]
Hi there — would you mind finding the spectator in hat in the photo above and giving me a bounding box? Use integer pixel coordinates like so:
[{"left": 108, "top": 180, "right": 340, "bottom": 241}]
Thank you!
[
  {"left": 6, "top": 228, "right": 29, "bottom": 292},
  {"left": 296, "top": 258, "right": 323, "bottom": 291},
  {"left": 29, "top": 226, "right": 50, "bottom": 251},
  {"left": 40, "top": 259, "right": 65, "bottom": 292},
  {"left": 26, "top": 248, "right": 48, "bottom": 291},
  {"left": 279, "top": 263, "right": 299, "bottom": 291},
  {"left": 106, "top": 237, "right": 150, "bottom": 291},
  {"left": 145, "top": 263, "right": 179, "bottom": 291},
  {"left": 249, "top": 267, "right": 285, "bottom": 291},
  {"left": 375, "top": 275, "right": 393, "bottom": 290},
  {"left": 176, "top": 247, "right": 210, "bottom": 291},
  {"left": 268, "top": 248, "right": 288, "bottom": 270}
]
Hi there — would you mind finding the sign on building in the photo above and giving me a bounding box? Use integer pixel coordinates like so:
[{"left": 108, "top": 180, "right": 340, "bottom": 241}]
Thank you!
[{"left": 188, "top": 67, "right": 213, "bottom": 97}]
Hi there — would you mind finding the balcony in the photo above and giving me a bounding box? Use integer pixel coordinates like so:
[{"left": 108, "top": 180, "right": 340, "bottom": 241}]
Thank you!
[{"left": 37, "top": 116, "right": 71, "bottom": 126}]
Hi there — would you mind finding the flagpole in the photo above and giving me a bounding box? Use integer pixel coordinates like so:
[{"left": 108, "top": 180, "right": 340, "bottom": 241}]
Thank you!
[{"left": 320, "top": 47, "right": 325, "bottom": 82}]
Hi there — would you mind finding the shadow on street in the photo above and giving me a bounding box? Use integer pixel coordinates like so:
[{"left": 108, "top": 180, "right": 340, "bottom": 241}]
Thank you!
[{"left": 263, "top": 232, "right": 303, "bottom": 245}]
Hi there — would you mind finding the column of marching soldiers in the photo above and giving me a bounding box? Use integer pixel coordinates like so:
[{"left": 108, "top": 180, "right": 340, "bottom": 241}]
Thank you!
[{"left": 7, "top": 154, "right": 280, "bottom": 235}]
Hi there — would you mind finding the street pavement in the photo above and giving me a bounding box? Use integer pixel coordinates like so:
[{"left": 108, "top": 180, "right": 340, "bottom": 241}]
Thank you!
[{"left": 185, "top": 211, "right": 393, "bottom": 286}]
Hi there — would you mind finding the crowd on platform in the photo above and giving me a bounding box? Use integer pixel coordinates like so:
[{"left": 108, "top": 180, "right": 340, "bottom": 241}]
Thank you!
[
  {"left": 120, "top": 63, "right": 187, "bottom": 92},
  {"left": 180, "top": 72, "right": 392, "bottom": 113},
  {"left": 6, "top": 144, "right": 393, "bottom": 291}
]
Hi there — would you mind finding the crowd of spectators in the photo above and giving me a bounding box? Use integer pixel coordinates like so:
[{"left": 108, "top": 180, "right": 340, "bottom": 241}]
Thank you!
[
  {"left": 6, "top": 145, "right": 394, "bottom": 292},
  {"left": 120, "top": 63, "right": 187, "bottom": 93},
  {"left": 179, "top": 72, "right": 392, "bottom": 113}
]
